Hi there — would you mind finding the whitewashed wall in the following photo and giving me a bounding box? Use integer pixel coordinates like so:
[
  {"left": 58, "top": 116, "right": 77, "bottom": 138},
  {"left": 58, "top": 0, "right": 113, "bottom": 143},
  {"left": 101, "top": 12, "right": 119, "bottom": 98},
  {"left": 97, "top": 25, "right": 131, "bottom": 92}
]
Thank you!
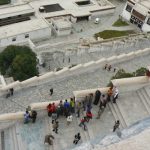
[{"left": 0, "top": 27, "right": 51, "bottom": 47}]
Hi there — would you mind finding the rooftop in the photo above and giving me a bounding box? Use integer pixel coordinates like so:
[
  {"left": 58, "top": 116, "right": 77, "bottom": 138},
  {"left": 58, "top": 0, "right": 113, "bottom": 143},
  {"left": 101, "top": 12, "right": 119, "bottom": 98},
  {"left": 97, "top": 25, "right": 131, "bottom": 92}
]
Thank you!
[
  {"left": 52, "top": 18, "right": 72, "bottom": 29},
  {"left": 0, "top": 19, "right": 49, "bottom": 39},
  {"left": 30, "top": 0, "right": 115, "bottom": 18},
  {"left": 131, "top": 0, "right": 150, "bottom": 10},
  {"left": 0, "top": 4, "right": 34, "bottom": 19}
]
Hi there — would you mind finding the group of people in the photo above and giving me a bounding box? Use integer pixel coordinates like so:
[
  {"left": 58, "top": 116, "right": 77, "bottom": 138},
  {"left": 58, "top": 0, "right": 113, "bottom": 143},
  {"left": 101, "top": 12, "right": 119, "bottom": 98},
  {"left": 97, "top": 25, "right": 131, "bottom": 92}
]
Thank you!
[
  {"left": 24, "top": 109, "right": 37, "bottom": 124},
  {"left": 92, "top": 86, "right": 119, "bottom": 119},
  {"left": 47, "top": 98, "right": 75, "bottom": 120},
  {"left": 104, "top": 64, "right": 117, "bottom": 72},
  {"left": 45, "top": 98, "right": 83, "bottom": 145},
  {"left": 23, "top": 85, "right": 120, "bottom": 146}
]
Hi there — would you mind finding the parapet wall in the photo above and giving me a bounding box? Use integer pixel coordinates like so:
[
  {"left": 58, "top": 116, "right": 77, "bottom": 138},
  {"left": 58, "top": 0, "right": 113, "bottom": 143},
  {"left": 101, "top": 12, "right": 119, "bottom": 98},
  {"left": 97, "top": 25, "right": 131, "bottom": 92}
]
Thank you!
[
  {"left": 74, "top": 76, "right": 150, "bottom": 99},
  {"left": 0, "top": 47, "right": 150, "bottom": 94}
]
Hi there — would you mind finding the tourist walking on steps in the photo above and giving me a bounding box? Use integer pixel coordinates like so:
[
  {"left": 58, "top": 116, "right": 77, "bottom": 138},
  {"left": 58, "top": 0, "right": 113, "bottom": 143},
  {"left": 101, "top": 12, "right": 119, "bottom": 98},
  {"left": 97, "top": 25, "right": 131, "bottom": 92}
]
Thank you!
[
  {"left": 47, "top": 103, "right": 53, "bottom": 117},
  {"left": 52, "top": 120, "right": 59, "bottom": 134},
  {"left": 50, "top": 88, "right": 53, "bottom": 96},
  {"left": 107, "top": 87, "right": 113, "bottom": 102},
  {"left": 113, "top": 86, "right": 119, "bottom": 103},
  {"left": 76, "top": 102, "right": 82, "bottom": 118},
  {"left": 51, "top": 112, "right": 58, "bottom": 124},
  {"left": 24, "top": 111, "right": 30, "bottom": 124},
  {"left": 58, "top": 100, "right": 64, "bottom": 116},
  {"left": 108, "top": 65, "right": 112, "bottom": 71},
  {"left": 64, "top": 100, "right": 70, "bottom": 117},
  {"left": 67, "top": 114, "right": 73, "bottom": 125},
  {"left": 86, "top": 111, "right": 93, "bottom": 122},
  {"left": 79, "top": 117, "right": 87, "bottom": 131},
  {"left": 99, "top": 94, "right": 107, "bottom": 109},
  {"left": 87, "top": 93, "right": 93, "bottom": 106},
  {"left": 10, "top": 88, "right": 14, "bottom": 96},
  {"left": 113, "top": 120, "right": 120, "bottom": 132},
  {"left": 44, "top": 134, "right": 55, "bottom": 145},
  {"left": 93, "top": 90, "right": 101, "bottom": 105},
  {"left": 70, "top": 98, "right": 75, "bottom": 113},
  {"left": 73, "top": 133, "right": 81, "bottom": 144},
  {"left": 29, "top": 110, "right": 37, "bottom": 123},
  {"left": 96, "top": 106, "right": 104, "bottom": 119},
  {"left": 104, "top": 64, "right": 108, "bottom": 70}
]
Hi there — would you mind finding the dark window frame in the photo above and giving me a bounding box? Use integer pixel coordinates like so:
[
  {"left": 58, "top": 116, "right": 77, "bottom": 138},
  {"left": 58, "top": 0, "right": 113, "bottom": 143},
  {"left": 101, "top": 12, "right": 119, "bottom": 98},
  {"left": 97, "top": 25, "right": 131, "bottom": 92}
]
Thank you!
[
  {"left": 126, "top": 4, "right": 132, "bottom": 12},
  {"left": 25, "top": 34, "right": 29, "bottom": 38},
  {"left": 147, "top": 18, "right": 150, "bottom": 25},
  {"left": 12, "top": 37, "right": 16, "bottom": 41}
]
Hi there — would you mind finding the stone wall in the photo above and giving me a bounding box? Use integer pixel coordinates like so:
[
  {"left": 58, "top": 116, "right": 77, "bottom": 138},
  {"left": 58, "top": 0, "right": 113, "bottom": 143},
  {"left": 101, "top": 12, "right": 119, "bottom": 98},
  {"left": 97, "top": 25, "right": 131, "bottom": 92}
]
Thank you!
[
  {"left": 0, "top": 48, "right": 150, "bottom": 97},
  {"left": 74, "top": 76, "right": 150, "bottom": 99},
  {"left": 0, "top": 47, "right": 150, "bottom": 95}
]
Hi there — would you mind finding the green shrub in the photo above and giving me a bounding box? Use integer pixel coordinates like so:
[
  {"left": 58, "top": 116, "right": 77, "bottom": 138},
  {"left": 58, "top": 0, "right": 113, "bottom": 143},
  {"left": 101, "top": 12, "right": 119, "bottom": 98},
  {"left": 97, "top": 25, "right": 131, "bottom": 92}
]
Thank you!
[
  {"left": 111, "top": 69, "right": 134, "bottom": 79},
  {"left": 0, "top": 0, "right": 10, "bottom": 5},
  {"left": 135, "top": 67, "right": 147, "bottom": 76},
  {"left": 0, "top": 45, "right": 38, "bottom": 81},
  {"left": 95, "top": 30, "right": 135, "bottom": 39},
  {"left": 107, "top": 67, "right": 147, "bottom": 86}
]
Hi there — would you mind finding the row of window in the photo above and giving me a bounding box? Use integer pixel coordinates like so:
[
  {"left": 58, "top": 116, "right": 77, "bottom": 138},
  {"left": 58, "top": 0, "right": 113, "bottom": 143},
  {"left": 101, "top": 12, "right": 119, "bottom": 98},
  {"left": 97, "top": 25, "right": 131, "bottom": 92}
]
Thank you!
[
  {"left": 126, "top": 4, "right": 150, "bottom": 25},
  {"left": 12, "top": 34, "right": 29, "bottom": 42}
]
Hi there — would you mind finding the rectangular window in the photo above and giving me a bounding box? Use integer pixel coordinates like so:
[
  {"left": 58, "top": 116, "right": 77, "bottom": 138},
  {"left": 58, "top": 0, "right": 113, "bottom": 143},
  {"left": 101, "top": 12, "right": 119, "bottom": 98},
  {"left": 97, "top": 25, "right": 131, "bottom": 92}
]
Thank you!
[
  {"left": 12, "top": 37, "right": 16, "bottom": 41},
  {"left": 25, "top": 34, "right": 29, "bottom": 38},
  {"left": 147, "top": 18, "right": 150, "bottom": 25},
  {"left": 126, "top": 4, "right": 132, "bottom": 12}
]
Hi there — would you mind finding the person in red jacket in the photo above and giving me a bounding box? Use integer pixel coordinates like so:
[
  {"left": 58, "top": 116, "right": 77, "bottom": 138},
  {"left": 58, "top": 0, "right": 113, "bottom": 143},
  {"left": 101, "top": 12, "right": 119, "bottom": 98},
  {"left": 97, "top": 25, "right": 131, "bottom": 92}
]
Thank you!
[
  {"left": 86, "top": 111, "right": 93, "bottom": 122},
  {"left": 51, "top": 103, "right": 56, "bottom": 113},
  {"left": 47, "top": 103, "right": 52, "bottom": 117}
]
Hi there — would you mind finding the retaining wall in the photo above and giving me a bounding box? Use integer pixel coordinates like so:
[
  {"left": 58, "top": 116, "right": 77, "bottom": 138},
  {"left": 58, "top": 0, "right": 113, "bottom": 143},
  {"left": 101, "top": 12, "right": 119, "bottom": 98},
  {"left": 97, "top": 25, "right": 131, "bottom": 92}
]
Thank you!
[{"left": 0, "top": 48, "right": 150, "bottom": 94}]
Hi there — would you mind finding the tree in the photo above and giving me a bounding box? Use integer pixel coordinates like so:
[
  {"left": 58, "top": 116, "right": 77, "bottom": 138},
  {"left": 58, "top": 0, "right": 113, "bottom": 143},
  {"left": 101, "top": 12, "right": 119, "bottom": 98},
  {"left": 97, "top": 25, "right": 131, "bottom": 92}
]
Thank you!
[{"left": 0, "top": 45, "right": 38, "bottom": 81}]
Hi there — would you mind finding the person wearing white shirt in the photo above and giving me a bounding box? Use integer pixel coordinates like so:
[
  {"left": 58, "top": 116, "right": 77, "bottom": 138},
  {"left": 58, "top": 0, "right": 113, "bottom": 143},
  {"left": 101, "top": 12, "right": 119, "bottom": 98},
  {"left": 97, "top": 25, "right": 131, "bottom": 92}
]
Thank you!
[
  {"left": 113, "top": 86, "right": 119, "bottom": 103},
  {"left": 67, "top": 115, "right": 73, "bottom": 125}
]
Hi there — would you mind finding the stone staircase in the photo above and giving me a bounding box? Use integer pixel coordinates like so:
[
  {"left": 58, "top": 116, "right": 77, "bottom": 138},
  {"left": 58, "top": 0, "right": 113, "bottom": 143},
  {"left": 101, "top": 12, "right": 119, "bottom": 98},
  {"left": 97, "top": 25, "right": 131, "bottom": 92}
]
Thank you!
[
  {"left": 0, "top": 125, "right": 21, "bottom": 150},
  {"left": 108, "top": 102, "right": 127, "bottom": 129},
  {"left": 137, "top": 87, "right": 150, "bottom": 114}
]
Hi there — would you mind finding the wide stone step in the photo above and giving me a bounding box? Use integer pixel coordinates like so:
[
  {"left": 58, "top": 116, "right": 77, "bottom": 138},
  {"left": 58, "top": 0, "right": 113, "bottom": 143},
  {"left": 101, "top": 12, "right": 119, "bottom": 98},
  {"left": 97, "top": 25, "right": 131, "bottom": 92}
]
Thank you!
[
  {"left": 108, "top": 102, "right": 124, "bottom": 129},
  {"left": 112, "top": 102, "right": 127, "bottom": 128},
  {"left": 144, "top": 87, "right": 150, "bottom": 106},
  {"left": 137, "top": 90, "right": 150, "bottom": 114},
  {"left": 116, "top": 93, "right": 149, "bottom": 126},
  {"left": 9, "top": 126, "right": 19, "bottom": 150}
]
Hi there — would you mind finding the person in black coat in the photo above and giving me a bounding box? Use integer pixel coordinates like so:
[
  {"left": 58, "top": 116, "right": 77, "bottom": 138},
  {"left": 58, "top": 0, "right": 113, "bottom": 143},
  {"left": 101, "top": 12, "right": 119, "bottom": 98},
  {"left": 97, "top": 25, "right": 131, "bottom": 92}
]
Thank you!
[
  {"left": 73, "top": 133, "right": 81, "bottom": 144},
  {"left": 93, "top": 90, "right": 101, "bottom": 105},
  {"left": 30, "top": 110, "right": 37, "bottom": 123}
]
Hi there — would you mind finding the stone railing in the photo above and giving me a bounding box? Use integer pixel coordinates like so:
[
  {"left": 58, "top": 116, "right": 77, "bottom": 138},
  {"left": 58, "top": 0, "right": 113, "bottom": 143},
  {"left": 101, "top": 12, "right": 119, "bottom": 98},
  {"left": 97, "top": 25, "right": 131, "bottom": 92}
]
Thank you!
[
  {"left": 74, "top": 76, "right": 150, "bottom": 99},
  {"left": 0, "top": 47, "right": 150, "bottom": 94}
]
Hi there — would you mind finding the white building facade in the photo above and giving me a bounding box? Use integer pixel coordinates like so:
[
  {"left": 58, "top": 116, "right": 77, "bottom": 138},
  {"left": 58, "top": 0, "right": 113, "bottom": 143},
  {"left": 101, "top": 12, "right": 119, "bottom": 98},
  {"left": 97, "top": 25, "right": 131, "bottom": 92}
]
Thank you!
[
  {"left": 121, "top": 0, "right": 150, "bottom": 32},
  {"left": 0, "top": 19, "right": 51, "bottom": 47}
]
